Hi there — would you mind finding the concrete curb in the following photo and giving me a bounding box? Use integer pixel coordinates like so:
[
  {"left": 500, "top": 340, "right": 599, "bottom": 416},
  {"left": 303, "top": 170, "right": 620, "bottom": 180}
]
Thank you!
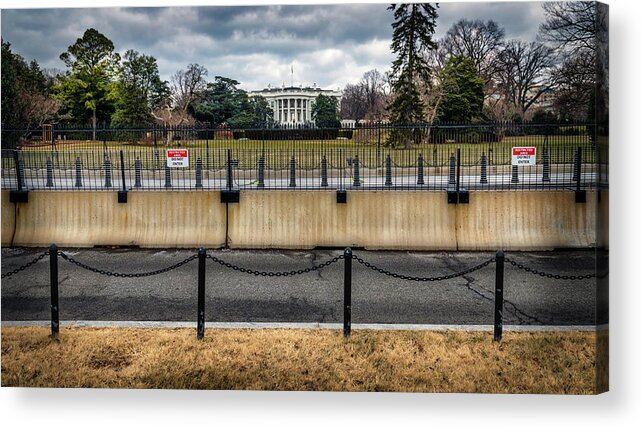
[{"left": 1, "top": 320, "right": 607, "bottom": 332}]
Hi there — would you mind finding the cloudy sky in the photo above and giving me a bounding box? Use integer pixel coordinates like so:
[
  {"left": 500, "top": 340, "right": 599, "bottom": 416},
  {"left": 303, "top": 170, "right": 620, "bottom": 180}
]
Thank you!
[{"left": 1, "top": 1, "right": 545, "bottom": 91}]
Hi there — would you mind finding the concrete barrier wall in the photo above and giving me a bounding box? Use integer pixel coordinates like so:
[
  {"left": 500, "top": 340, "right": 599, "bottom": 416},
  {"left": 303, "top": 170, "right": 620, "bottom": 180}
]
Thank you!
[
  {"left": 228, "top": 191, "right": 457, "bottom": 250},
  {"left": 5, "top": 191, "right": 226, "bottom": 248},
  {"left": 1, "top": 190, "right": 597, "bottom": 250}
]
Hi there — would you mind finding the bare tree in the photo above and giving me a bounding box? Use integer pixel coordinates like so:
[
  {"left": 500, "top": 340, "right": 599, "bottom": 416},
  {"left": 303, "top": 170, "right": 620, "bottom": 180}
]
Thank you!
[
  {"left": 19, "top": 90, "right": 62, "bottom": 129},
  {"left": 539, "top": 1, "right": 608, "bottom": 121},
  {"left": 170, "top": 63, "right": 207, "bottom": 112},
  {"left": 361, "top": 69, "right": 387, "bottom": 120},
  {"left": 441, "top": 19, "right": 505, "bottom": 88},
  {"left": 496, "top": 40, "right": 555, "bottom": 119},
  {"left": 341, "top": 83, "right": 368, "bottom": 122}
]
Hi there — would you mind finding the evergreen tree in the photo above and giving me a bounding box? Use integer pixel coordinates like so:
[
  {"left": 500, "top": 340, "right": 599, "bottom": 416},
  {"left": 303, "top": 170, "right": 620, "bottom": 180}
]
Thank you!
[
  {"left": 387, "top": 3, "right": 438, "bottom": 147},
  {"left": 311, "top": 94, "right": 340, "bottom": 128},
  {"left": 54, "top": 28, "right": 121, "bottom": 138},
  {"left": 437, "top": 55, "right": 484, "bottom": 122}
]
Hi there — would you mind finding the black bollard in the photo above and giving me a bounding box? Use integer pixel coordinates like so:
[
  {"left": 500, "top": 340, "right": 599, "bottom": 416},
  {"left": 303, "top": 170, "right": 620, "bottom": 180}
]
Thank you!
[
  {"left": 46, "top": 157, "right": 54, "bottom": 187},
  {"left": 353, "top": 155, "right": 361, "bottom": 187},
  {"left": 448, "top": 153, "right": 456, "bottom": 185},
  {"left": 417, "top": 153, "right": 425, "bottom": 185},
  {"left": 257, "top": 156, "right": 265, "bottom": 188},
  {"left": 75, "top": 157, "right": 83, "bottom": 187},
  {"left": 289, "top": 156, "right": 296, "bottom": 188},
  {"left": 511, "top": 165, "right": 519, "bottom": 183},
  {"left": 197, "top": 247, "right": 206, "bottom": 340},
  {"left": 49, "top": 244, "right": 59, "bottom": 339},
  {"left": 343, "top": 247, "right": 352, "bottom": 338},
  {"left": 494, "top": 251, "right": 504, "bottom": 342},
  {"left": 480, "top": 152, "right": 488, "bottom": 184},
  {"left": 134, "top": 158, "right": 142, "bottom": 188},
  {"left": 321, "top": 156, "right": 328, "bottom": 187},
  {"left": 164, "top": 164, "right": 172, "bottom": 188},
  {"left": 104, "top": 158, "right": 112, "bottom": 188},
  {"left": 385, "top": 154, "right": 392, "bottom": 187},
  {"left": 195, "top": 158, "right": 203, "bottom": 188},
  {"left": 542, "top": 146, "right": 550, "bottom": 182}
]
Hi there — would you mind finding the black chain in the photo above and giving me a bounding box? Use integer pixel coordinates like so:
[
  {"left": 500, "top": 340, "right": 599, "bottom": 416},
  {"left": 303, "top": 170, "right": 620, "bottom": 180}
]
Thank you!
[
  {"left": 206, "top": 253, "right": 344, "bottom": 276},
  {"left": 353, "top": 255, "right": 495, "bottom": 282},
  {"left": 505, "top": 257, "right": 595, "bottom": 280},
  {"left": 58, "top": 252, "right": 197, "bottom": 277},
  {"left": 1, "top": 251, "right": 49, "bottom": 279}
]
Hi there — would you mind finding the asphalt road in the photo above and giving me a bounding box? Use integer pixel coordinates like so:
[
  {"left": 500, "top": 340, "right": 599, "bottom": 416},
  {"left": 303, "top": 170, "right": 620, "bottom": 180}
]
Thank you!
[{"left": 1, "top": 247, "right": 606, "bottom": 326}]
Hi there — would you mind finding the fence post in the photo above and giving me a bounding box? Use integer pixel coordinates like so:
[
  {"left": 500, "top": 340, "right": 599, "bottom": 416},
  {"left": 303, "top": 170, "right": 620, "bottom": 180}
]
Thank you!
[
  {"left": 226, "top": 148, "right": 233, "bottom": 191},
  {"left": 197, "top": 247, "right": 206, "bottom": 340},
  {"left": 353, "top": 155, "right": 361, "bottom": 187},
  {"left": 448, "top": 153, "right": 456, "bottom": 185},
  {"left": 195, "top": 158, "right": 203, "bottom": 188},
  {"left": 494, "top": 250, "right": 504, "bottom": 342},
  {"left": 104, "top": 157, "right": 112, "bottom": 188},
  {"left": 257, "top": 156, "right": 265, "bottom": 188},
  {"left": 49, "top": 244, "right": 59, "bottom": 339},
  {"left": 120, "top": 150, "right": 126, "bottom": 191},
  {"left": 289, "top": 156, "right": 296, "bottom": 187},
  {"left": 385, "top": 154, "right": 392, "bottom": 187},
  {"left": 542, "top": 146, "right": 550, "bottom": 182},
  {"left": 510, "top": 165, "right": 519, "bottom": 183},
  {"left": 574, "top": 146, "right": 582, "bottom": 187},
  {"left": 572, "top": 148, "right": 579, "bottom": 182},
  {"left": 480, "top": 152, "right": 488, "bottom": 184},
  {"left": 164, "top": 163, "right": 172, "bottom": 188},
  {"left": 75, "top": 156, "right": 83, "bottom": 187},
  {"left": 134, "top": 158, "right": 142, "bottom": 188},
  {"left": 417, "top": 153, "right": 425, "bottom": 185},
  {"left": 46, "top": 157, "right": 54, "bottom": 187},
  {"left": 455, "top": 148, "right": 461, "bottom": 193},
  {"left": 343, "top": 247, "right": 352, "bottom": 338},
  {"left": 321, "top": 155, "right": 328, "bottom": 187}
]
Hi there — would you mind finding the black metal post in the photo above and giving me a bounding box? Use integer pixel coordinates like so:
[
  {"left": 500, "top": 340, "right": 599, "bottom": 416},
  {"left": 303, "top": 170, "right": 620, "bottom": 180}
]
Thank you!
[
  {"left": 257, "top": 156, "right": 265, "bottom": 188},
  {"left": 353, "top": 155, "right": 361, "bottom": 187},
  {"left": 321, "top": 155, "right": 328, "bottom": 187},
  {"left": 448, "top": 153, "right": 456, "bottom": 185},
  {"left": 13, "top": 151, "right": 24, "bottom": 191},
  {"left": 104, "top": 157, "right": 112, "bottom": 188},
  {"left": 456, "top": 148, "right": 461, "bottom": 194},
  {"left": 75, "top": 156, "right": 82, "bottom": 187},
  {"left": 480, "top": 152, "right": 488, "bottom": 184},
  {"left": 575, "top": 146, "right": 582, "bottom": 190},
  {"left": 197, "top": 247, "right": 206, "bottom": 340},
  {"left": 572, "top": 148, "right": 579, "bottom": 182},
  {"left": 343, "top": 247, "right": 352, "bottom": 338},
  {"left": 46, "top": 157, "right": 54, "bottom": 187},
  {"left": 289, "top": 156, "right": 296, "bottom": 188},
  {"left": 134, "top": 158, "right": 142, "bottom": 188},
  {"left": 195, "top": 158, "right": 203, "bottom": 188},
  {"left": 49, "top": 244, "right": 59, "bottom": 338},
  {"left": 385, "top": 154, "right": 392, "bottom": 187},
  {"left": 511, "top": 165, "right": 519, "bottom": 183},
  {"left": 226, "top": 148, "right": 233, "bottom": 191},
  {"left": 542, "top": 145, "right": 550, "bottom": 182},
  {"left": 120, "top": 150, "right": 126, "bottom": 191},
  {"left": 417, "top": 153, "right": 425, "bottom": 185},
  {"left": 494, "top": 250, "right": 504, "bottom": 342},
  {"left": 164, "top": 164, "right": 172, "bottom": 188}
]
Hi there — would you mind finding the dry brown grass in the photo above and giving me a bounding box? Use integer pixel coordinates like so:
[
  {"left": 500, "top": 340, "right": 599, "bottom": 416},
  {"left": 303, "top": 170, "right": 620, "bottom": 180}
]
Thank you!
[{"left": 1, "top": 327, "right": 602, "bottom": 394}]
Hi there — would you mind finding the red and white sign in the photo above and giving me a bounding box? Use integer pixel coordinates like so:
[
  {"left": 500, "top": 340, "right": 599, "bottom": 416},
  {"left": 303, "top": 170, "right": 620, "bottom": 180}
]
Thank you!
[
  {"left": 511, "top": 147, "right": 536, "bottom": 166},
  {"left": 167, "top": 149, "right": 189, "bottom": 168}
]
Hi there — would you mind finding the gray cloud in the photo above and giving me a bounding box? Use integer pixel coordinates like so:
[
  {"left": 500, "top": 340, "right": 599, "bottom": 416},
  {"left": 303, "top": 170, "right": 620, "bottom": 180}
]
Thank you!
[{"left": 1, "top": 2, "right": 545, "bottom": 91}]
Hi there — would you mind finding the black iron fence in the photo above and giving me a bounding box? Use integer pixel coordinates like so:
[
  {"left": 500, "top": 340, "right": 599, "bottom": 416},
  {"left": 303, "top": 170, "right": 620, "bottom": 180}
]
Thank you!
[
  {"left": 2, "top": 245, "right": 601, "bottom": 342},
  {"left": 1, "top": 122, "right": 606, "bottom": 192}
]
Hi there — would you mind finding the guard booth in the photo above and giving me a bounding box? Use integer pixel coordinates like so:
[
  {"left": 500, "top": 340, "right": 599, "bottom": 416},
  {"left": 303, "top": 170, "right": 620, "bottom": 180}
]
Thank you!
[{"left": 42, "top": 124, "right": 53, "bottom": 145}]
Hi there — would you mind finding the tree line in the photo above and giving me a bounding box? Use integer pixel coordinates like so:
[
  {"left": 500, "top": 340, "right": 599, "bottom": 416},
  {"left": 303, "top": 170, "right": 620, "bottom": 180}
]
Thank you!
[
  {"left": 341, "top": 2, "right": 608, "bottom": 130},
  {"left": 2, "top": 2, "right": 607, "bottom": 144}
]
